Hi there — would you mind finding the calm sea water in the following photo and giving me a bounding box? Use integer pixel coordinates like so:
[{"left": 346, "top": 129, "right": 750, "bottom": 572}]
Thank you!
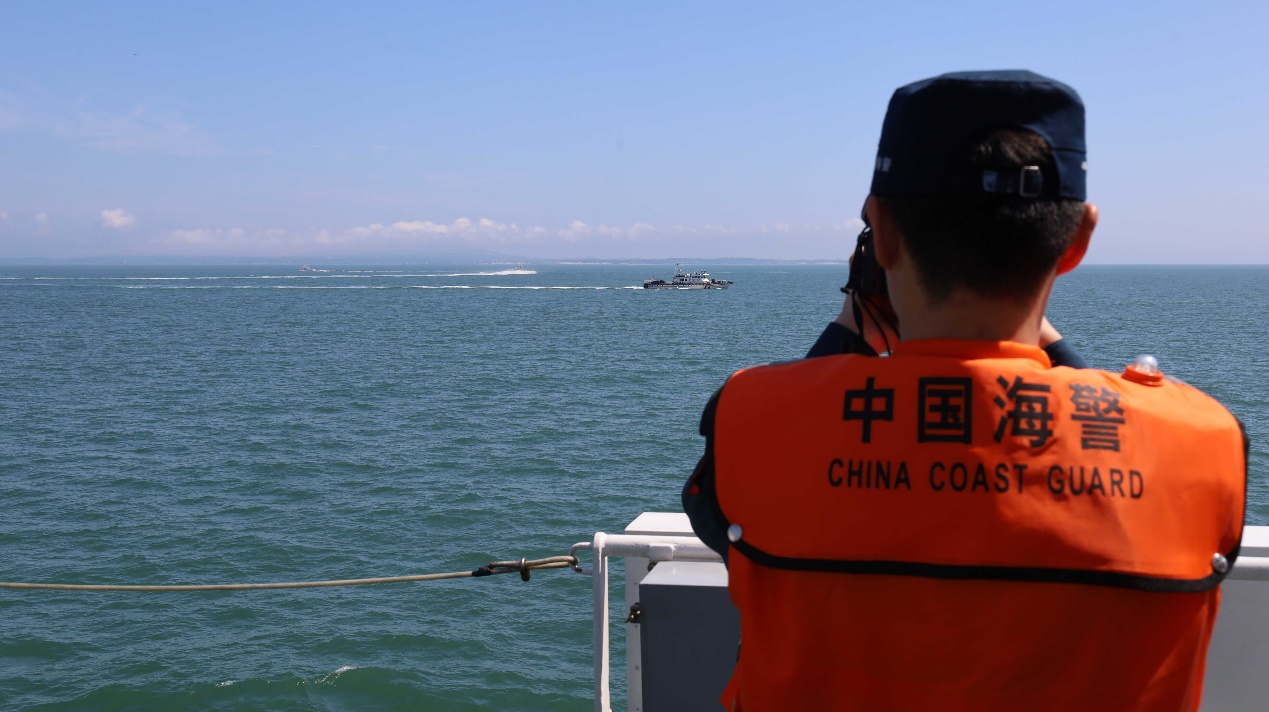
[{"left": 1, "top": 264, "right": 1265, "bottom": 710}]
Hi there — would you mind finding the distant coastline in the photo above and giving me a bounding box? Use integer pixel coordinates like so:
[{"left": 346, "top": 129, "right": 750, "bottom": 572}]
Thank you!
[
  {"left": 0, "top": 255, "right": 856, "bottom": 267},
  {"left": 2, "top": 256, "right": 1263, "bottom": 268}
]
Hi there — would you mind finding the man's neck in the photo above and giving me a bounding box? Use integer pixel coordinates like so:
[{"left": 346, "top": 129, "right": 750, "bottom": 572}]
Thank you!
[{"left": 897, "top": 290, "right": 1046, "bottom": 345}]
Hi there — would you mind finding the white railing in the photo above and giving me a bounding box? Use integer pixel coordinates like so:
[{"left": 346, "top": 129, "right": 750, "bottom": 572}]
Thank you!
[{"left": 573, "top": 532, "right": 723, "bottom": 712}]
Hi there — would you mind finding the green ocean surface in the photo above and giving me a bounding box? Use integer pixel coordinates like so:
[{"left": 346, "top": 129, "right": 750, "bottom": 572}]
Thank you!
[{"left": 1, "top": 264, "right": 1265, "bottom": 710}]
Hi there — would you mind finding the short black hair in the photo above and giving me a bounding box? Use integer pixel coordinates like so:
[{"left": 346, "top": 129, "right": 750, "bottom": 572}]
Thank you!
[{"left": 883, "top": 129, "right": 1085, "bottom": 303}]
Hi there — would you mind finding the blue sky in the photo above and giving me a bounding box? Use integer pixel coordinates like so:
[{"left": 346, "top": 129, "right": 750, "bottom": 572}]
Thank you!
[{"left": 1, "top": 2, "right": 1265, "bottom": 262}]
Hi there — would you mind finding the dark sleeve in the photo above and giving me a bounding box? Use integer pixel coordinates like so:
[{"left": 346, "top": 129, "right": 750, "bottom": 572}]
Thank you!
[
  {"left": 805, "top": 321, "right": 878, "bottom": 359},
  {"left": 1044, "top": 339, "right": 1089, "bottom": 369},
  {"left": 682, "top": 388, "right": 731, "bottom": 563},
  {"left": 1239, "top": 417, "right": 1249, "bottom": 508}
]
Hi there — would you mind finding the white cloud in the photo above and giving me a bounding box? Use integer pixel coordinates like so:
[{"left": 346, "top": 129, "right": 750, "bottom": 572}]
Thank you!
[
  {"left": 0, "top": 211, "right": 9, "bottom": 221},
  {"left": 346, "top": 223, "right": 385, "bottom": 239},
  {"left": 131, "top": 227, "right": 302, "bottom": 255},
  {"left": 329, "top": 217, "right": 779, "bottom": 248},
  {"left": 336, "top": 217, "right": 557, "bottom": 246},
  {"left": 390, "top": 220, "right": 450, "bottom": 234},
  {"left": 34, "top": 213, "right": 49, "bottom": 231},
  {"left": 130, "top": 216, "right": 856, "bottom": 259},
  {"left": 628, "top": 223, "right": 658, "bottom": 239},
  {"left": 832, "top": 217, "right": 866, "bottom": 233},
  {"left": 449, "top": 217, "right": 843, "bottom": 245},
  {"left": 558, "top": 220, "right": 592, "bottom": 240},
  {"left": 701, "top": 224, "right": 737, "bottom": 235},
  {"left": 100, "top": 208, "right": 136, "bottom": 229}
]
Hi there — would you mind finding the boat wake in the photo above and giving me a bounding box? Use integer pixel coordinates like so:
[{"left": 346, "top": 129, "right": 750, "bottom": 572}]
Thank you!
[
  {"left": 429, "top": 270, "right": 538, "bottom": 277},
  {"left": 81, "top": 284, "right": 635, "bottom": 290},
  {"left": 315, "top": 665, "right": 362, "bottom": 685},
  {"left": 412, "top": 284, "right": 606, "bottom": 290}
]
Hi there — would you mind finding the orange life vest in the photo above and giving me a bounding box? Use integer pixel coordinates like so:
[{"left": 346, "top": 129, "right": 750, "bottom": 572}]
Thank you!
[{"left": 713, "top": 340, "right": 1245, "bottom": 712}]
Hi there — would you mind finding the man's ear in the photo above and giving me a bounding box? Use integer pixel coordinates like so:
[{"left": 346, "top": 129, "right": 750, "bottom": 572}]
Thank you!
[
  {"left": 865, "top": 195, "right": 900, "bottom": 270},
  {"left": 1056, "top": 203, "right": 1097, "bottom": 275}
]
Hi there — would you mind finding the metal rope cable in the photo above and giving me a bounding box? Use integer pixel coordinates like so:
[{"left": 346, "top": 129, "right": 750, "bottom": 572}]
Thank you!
[{"left": 0, "top": 555, "right": 579, "bottom": 592}]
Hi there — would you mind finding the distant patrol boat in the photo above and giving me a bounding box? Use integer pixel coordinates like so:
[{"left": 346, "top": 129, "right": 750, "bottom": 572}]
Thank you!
[{"left": 642, "top": 263, "right": 732, "bottom": 290}]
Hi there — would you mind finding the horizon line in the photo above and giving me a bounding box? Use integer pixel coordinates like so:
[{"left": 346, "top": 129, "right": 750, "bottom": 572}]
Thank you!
[{"left": 2, "top": 257, "right": 1267, "bottom": 268}]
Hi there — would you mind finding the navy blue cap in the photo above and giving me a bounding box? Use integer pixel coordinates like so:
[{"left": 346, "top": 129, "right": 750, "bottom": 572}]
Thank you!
[{"left": 870, "top": 70, "right": 1087, "bottom": 200}]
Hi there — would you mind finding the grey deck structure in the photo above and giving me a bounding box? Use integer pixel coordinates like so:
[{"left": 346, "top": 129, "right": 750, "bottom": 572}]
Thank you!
[{"left": 615, "top": 513, "right": 1269, "bottom": 712}]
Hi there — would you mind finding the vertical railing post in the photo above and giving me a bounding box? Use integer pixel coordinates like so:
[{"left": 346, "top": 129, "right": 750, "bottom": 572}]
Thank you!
[{"left": 592, "top": 532, "right": 610, "bottom": 712}]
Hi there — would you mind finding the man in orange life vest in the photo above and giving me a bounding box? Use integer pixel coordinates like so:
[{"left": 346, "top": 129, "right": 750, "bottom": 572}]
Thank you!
[{"left": 682, "top": 71, "right": 1248, "bottom": 711}]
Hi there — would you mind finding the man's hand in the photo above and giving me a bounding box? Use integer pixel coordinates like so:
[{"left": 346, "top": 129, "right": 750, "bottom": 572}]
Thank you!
[
  {"left": 834, "top": 291, "right": 900, "bottom": 355},
  {"left": 1039, "top": 317, "right": 1063, "bottom": 348}
]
